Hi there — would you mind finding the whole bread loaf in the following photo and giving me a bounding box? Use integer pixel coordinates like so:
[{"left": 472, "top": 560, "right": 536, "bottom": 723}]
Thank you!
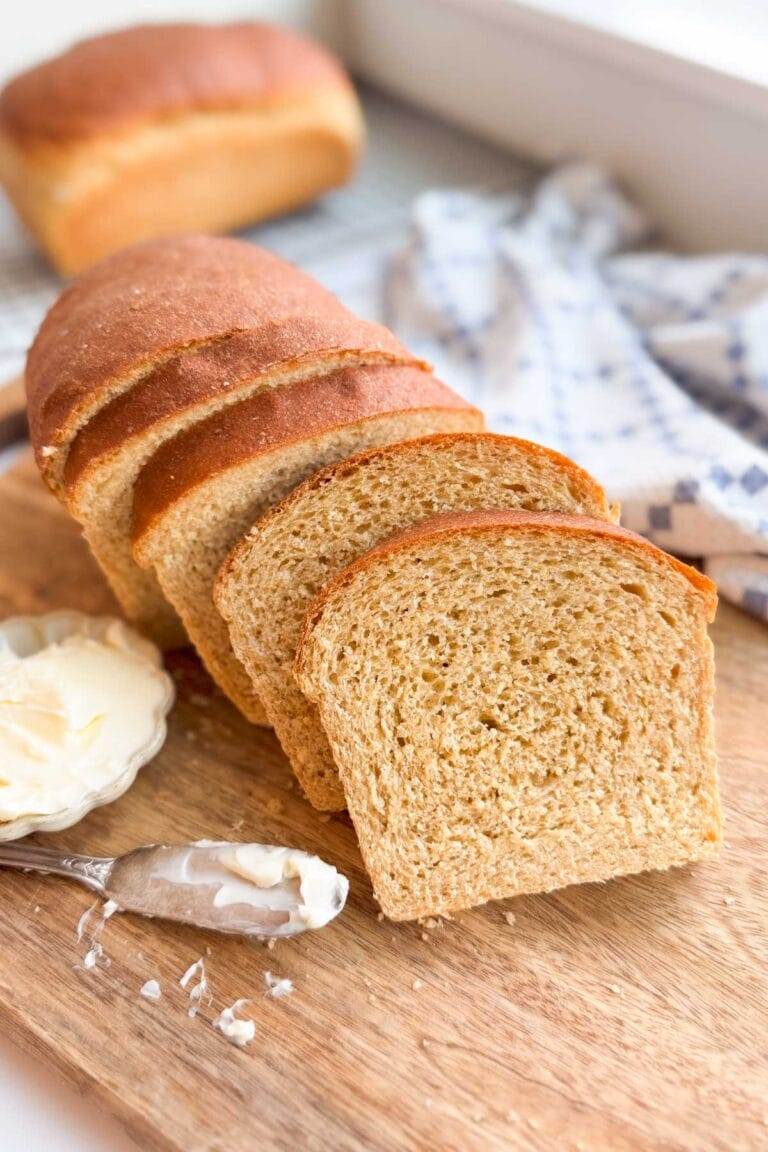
[
  {"left": 132, "top": 370, "right": 483, "bottom": 723},
  {"left": 0, "top": 23, "right": 362, "bottom": 273},
  {"left": 295, "top": 509, "right": 721, "bottom": 920},
  {"left": 25, "top": 236, "right": 420, "bottom": 649},
  {"left": 216, "top": 432, "right": 616, "bottom": 809}
]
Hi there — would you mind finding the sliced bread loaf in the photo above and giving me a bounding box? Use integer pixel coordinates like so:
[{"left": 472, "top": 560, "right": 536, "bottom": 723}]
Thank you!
[
  {"left": 25, "top": 235, "right": 421, "bottom": 646},
  {"left": 294, "top": 509, "right": 721, "bottom": 919},
  {"left": 132, "top": 367, "right": 483, "bottom": 723},
  {"left": 216, "top": 432, "right": 615, "bottom": 809}
]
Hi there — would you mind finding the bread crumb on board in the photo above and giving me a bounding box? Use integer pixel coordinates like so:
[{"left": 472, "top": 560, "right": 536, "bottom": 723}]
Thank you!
[
  {"left": 264, "top": 971, "right": 293, "bottom": 999},
  {"left": 179, "top": 958, "right": 210, "bottom": 1018},
  {"left": 412, "top": 978, "right": 423, "bottom": 991},
  {"left": 503, "top": 911, "right": 516, "bottom": 927},
  {"left": 214, "top": 1000, "right": 255, "bottom": 1049},
  {"left": 417, "top": 916, "right": 443, "bottom": 930}
]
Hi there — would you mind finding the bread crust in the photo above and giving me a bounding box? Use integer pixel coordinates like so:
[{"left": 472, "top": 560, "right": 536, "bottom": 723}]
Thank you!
[
  {"left": 296, "top": 509, "right": 718, "bottom": 682},
  {"left": 221, "top": 431, "right": 616, "bottom": 584},
  {"left": 131, "top": 366, "right": 483, "bottom": 555},
  {"left": 0, "top": 23, "right": 352, "bottom": 146},
  {"left": 25, "top": 236, "right": 411, "bottom": 486},
  {"left": 64, "top": 324, "right": 425, "bottom": 496}
]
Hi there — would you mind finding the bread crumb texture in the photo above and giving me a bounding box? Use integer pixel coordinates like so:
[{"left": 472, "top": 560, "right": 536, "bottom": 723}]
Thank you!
[
  {"left": 296, "top": 512, "right": 721, "bottom": 920},
  {"left": 218, "top": 432, "right": 613, "bottom": 809}
]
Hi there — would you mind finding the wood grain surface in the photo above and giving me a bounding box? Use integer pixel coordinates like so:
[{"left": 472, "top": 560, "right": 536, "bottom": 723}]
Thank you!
[{"left": 0, "top": 453, "right": 766, "bottom": 1152}]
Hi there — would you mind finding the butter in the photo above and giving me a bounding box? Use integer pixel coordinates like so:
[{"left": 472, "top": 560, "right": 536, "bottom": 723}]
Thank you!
[
  {"left": 0, "top": 613, "right": 174, "bottom": 826},
  {"left": 220, "top": 843, "right": 349, "bottom": 932},
  {"left": 149, "top": 841, "right": 349, "bottom": 936}
]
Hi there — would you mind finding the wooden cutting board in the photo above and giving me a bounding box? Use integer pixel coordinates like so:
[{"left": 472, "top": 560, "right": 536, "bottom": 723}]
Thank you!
[{"left": 0, "top": 452, "right": 766, "bottom": 1152}]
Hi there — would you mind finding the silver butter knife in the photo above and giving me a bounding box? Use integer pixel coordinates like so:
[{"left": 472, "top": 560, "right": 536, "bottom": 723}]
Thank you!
[{"left": 0, "top": 839, "right": 348, "bottom": 937}]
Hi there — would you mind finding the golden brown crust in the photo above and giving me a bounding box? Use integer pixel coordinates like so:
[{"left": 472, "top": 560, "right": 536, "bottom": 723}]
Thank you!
[
  {"left": 225, "top": 431, "right": 614, "bottom": 574},
  {"left": 64, "top": 323, "right": 424, "bottom": 493},
  {"left": 296, "top": 509, "right": 718, "bottom": 677},
  {"left": 25, "top": 235, "right": 411, "bottom": 480},
  {"left": 0, "top": 23, "right": 352, "bottom": 146},
  {"left": 131, "top": 366, "right": 483, "bottom": 552}
]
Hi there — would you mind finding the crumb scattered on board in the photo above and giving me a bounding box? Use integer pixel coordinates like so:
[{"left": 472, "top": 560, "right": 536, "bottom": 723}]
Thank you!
[
  {"left": 76, "top": 899, "right": 100, "bottom": 942},
  {"left": 140, "top": 979, "right": 162, "bottom": 1001},
  {"left": 504, "top": 911, "right": 516, "bottom": 927},
  {"left": 264, "top": 971, "right": 293, "bottom": 999},
  {"left": 76, "top": 897, "right": 117, "bottom": 969},
  {"left": 214, "top": 1000, "right": 255, "bottom": 1048},
  {"left": 180, "top": 958, "right": 211, "bottom": 1018}
]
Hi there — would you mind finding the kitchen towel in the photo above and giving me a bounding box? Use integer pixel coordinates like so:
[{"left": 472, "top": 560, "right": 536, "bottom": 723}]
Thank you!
[{"left": 385, "top": 164, "right": 768, "bottom": 622}]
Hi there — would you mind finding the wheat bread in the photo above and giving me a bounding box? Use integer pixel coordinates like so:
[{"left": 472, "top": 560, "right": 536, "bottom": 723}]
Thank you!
[
  {"left": 132, "top": 368, "right": 483, "bottom": 723},
  {"left": 25, "top": 235, "right": 419, "bottom": 648},
  {"left": 0, "top": 23, "right": 362, "bottom": 274},
  {"left": 216, "top": 433, "right": 616, "bottom": 809},
  {"left": 294, "top": 509, "right": 721, "bottom": 919}
]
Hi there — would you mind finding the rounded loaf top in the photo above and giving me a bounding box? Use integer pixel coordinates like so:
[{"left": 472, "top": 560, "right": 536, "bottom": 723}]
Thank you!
[
  {"left": 0, "top": 22, "right": 352, "bottom": 146},
  {"left": 25, "top": 234, "right": 410, "bottom": 475}
]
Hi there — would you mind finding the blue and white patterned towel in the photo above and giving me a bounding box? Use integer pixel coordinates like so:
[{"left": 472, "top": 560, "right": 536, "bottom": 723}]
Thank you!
[{"left": 385, "top": 165, "right": 768, "bottom": 622}]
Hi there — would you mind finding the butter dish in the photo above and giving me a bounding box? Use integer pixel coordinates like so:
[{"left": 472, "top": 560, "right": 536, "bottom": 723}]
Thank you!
[{"left": 0, "top": 611, "right": 174, "bottom": 840}]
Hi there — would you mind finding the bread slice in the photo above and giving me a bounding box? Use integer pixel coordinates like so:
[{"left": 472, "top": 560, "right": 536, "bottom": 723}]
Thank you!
[
  {"left": 25, "top": 235, "right": 420, "bottom": 648},
  {"left": 132, "top": 368, "right": 483, "bottom": 723},
  {"left": 216, "top": 433, "right": 616, "bottom": 810},
  {"left": 294, "top": 509, "right": 721, "bottom": 920},
  {"left": 0, "top": 23, "right": 362, "bottom": 274}
]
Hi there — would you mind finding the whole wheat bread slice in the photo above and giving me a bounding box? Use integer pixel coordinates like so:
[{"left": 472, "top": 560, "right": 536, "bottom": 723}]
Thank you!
[
  {"left": 132, "top": 367, "right": 483, "bottom": 723},
  {"left": 26, "top": 235, "right": 421, "bottom": 649},
  {"left": 216, "top": 432, "right": 616, "bottom": 809},
  {"left": 294, "top": 509, "right": 721, "bottom": 920}
]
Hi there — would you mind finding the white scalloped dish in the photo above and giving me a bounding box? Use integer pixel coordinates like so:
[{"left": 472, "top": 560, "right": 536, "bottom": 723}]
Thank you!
[{"left": 0, "top": 611, "right": 175, "bottom": 841}]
